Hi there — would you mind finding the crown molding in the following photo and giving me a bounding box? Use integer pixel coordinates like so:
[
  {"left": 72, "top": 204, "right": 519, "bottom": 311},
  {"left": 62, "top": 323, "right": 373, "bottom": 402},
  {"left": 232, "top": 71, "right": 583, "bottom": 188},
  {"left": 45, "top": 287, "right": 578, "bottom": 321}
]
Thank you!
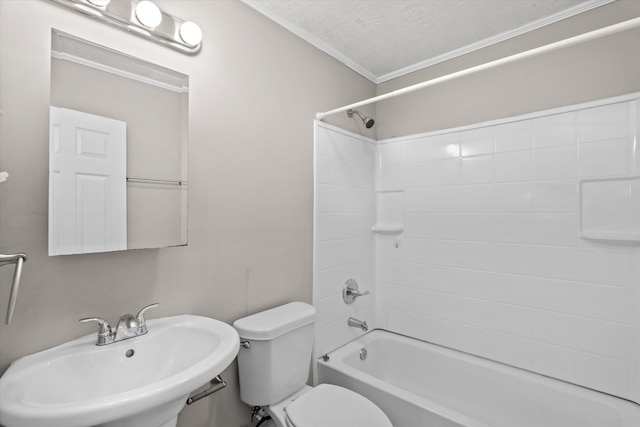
[{"left": 243, "top": 0, "right": 615, "bottom": 84}]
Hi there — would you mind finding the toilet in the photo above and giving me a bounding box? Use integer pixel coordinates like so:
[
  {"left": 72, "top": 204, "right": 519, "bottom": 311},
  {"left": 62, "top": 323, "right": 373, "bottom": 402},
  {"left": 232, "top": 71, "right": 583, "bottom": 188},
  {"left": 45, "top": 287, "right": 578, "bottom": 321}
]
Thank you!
[{"left": 233, "top": 302, "right": 392, "bottom": 427}]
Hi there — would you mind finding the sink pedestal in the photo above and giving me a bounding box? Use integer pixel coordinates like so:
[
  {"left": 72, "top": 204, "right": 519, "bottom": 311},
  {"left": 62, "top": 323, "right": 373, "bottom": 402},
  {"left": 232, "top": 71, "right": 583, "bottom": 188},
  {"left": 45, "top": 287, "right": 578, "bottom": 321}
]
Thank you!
[{"left": 97, "top": 394, "right": 187, "bottom": 427}]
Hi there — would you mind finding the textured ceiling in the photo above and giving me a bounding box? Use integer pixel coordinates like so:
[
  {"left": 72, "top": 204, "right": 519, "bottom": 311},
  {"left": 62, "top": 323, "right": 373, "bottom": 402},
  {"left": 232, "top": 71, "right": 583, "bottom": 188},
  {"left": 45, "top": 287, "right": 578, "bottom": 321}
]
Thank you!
[{"left": 245, "top": 0, "right": 610, "bottom": 82}]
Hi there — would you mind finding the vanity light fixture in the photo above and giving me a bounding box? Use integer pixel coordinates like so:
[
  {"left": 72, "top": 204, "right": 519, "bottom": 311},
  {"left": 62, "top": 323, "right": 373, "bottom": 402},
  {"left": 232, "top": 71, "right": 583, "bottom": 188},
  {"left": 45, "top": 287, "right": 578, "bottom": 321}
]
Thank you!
[{"left": 48, "top": 0, "right": 202, "bottom": 54}]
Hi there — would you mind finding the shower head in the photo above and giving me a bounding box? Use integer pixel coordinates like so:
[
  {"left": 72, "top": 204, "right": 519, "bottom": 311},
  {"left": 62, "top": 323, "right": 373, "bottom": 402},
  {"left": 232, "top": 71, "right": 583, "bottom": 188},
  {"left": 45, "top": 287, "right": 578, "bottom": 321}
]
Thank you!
[{"left": 347, "top": 109, "right": 375, "bottom": 129}]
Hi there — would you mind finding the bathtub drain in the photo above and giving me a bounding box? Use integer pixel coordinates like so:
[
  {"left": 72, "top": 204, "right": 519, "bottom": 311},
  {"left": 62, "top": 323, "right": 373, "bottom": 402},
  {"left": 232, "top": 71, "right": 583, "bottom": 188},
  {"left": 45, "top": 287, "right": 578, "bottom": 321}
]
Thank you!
[{"left": 359, "top": 348, "right": 367, "bottom": 361}]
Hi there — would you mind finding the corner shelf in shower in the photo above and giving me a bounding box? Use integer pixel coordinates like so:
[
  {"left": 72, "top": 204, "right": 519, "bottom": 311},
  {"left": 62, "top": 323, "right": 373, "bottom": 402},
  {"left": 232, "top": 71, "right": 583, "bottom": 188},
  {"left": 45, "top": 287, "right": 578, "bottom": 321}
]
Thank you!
[
  {"left": 371, "top": 225, "right": 404, "bottom": 234},
  {"left": 376, "top": 189, "right": 405, "bottom": 193}
]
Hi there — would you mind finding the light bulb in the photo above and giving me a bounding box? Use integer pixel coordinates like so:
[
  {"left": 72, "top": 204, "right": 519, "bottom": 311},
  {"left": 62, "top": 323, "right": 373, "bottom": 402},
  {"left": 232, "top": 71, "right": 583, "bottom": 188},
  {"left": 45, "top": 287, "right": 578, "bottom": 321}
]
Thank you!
[
  {"left": 179, "top": 21, "right": 202, "bottom": 46},
  {"left": 135, "top": 1, "right": 162, "bottom": 28}
]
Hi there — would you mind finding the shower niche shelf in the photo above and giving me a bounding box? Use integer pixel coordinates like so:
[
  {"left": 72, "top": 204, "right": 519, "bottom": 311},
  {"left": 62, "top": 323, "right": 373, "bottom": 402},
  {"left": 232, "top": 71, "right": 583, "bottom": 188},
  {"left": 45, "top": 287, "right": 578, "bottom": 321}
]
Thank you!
[
  {"left": 580, "top": 232, "right": 640, "bottom": 242},
  {"left": 579, "top": 176, "right": 640, "bottom": 243},
  {"left": 371, "top": 225, "right": 404, "bottom": 234},
  {"left": 372, "top": 189, "right": 404, "bottom": 234}
]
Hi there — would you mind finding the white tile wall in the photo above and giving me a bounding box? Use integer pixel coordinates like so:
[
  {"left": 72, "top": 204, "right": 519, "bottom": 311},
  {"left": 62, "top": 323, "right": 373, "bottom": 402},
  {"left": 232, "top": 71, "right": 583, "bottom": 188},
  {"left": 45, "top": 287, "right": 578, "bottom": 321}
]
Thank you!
[
  {"left": 375, "top": 96, "right": 640, "bottom": 402},
  {"left": 313, "top": 123, "right": 376, "bottom": 358},
  {"left": 314, "top": 95, "right": 640, "bottom": 403}
]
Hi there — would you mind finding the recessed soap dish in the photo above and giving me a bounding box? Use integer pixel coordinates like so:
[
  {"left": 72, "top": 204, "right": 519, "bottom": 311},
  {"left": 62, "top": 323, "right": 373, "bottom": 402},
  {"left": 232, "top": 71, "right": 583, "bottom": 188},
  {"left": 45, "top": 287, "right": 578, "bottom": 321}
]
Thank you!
[{"left": 579, "top": 176, "right": 640, "bottom": 243}]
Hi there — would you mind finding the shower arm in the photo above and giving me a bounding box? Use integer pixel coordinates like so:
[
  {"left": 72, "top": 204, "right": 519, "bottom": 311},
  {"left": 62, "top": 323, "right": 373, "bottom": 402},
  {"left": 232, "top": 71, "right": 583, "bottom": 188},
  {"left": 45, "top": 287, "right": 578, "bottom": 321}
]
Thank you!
[
  {"left": 316, "top": 17, "right": 640, "bottom": 121},
  {"left": 0, "top": 253, "right": 27, "bottom": 325},
  {"left": 348, "top": 109, "right": 365, "bottom": 121}
]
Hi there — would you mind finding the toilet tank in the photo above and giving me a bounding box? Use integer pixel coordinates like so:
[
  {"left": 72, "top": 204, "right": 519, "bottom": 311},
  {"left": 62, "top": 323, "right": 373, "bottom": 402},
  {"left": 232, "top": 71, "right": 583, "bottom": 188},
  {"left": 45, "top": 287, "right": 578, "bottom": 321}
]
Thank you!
[{"left": 232, "top": 302, "right": 316, "bottom": 406}]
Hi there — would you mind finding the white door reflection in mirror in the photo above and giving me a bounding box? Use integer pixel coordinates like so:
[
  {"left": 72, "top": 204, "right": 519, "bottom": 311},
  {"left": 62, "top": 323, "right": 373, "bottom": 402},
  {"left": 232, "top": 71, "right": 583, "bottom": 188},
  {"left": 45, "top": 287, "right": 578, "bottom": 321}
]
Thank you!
[{"left": 49, "top": 107, "right": 127, "bottom": 256}]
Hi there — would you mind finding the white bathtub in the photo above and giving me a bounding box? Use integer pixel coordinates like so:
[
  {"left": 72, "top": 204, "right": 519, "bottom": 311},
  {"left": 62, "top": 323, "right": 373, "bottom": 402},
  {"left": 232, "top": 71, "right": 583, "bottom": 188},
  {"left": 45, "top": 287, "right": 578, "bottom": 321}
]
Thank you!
[{"left": 317, "top": 330, "right": 640, "bottom": 427}]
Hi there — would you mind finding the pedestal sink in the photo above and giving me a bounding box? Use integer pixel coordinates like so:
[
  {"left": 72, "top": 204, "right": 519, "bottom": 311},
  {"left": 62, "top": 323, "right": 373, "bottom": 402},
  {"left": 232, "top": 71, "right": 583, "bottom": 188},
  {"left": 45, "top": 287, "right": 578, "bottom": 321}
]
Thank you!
[{"left": 0, "top": 315, "right": 240, "bottom": 427}]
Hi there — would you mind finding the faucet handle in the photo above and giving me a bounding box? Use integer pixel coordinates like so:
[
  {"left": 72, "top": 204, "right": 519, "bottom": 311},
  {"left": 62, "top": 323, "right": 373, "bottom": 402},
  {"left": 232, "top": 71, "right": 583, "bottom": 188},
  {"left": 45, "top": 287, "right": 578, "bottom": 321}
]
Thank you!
[
  {"left": 351, "top": 289, "right": 370, "bottom": 298},
  {"left": 79, "top": 317, "right": 112, "bottom": 333},
  {"left": 79, "top": 317, "right": 113, "bottom": 345},
  {"left": 343, "top": 279, "right": 370, "bottom": 304},
  {"left": 135, "top": 303, "right": 159, "bottom": 334}
]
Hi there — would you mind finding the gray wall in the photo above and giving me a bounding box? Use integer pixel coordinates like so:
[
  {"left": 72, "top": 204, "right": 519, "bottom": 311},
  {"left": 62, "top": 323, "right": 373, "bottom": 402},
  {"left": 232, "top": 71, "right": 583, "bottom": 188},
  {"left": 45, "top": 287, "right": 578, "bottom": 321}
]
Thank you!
[
  {"left": 0, "top": 1, "right": 374, "bottom": 426},
  {"left": 375, "top": 0, "right": 640, "bottom": 139}
]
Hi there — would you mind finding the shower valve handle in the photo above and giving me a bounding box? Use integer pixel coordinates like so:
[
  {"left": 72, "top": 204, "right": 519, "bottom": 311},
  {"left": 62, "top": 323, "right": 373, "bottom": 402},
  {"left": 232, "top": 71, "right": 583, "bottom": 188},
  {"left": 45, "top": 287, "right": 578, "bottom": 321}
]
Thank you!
[
  {"left": 343, "top": 279, "right": 370, "bottom": 304},
  {"left": 350, "top": 289, "right": 370, "bottom": 298}
]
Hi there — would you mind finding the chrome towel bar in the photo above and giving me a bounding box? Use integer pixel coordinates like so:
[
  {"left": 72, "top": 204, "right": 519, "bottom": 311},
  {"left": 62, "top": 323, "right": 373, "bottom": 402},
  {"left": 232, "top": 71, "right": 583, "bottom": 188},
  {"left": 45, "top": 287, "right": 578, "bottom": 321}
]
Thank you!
[
  {"left": 0, "top": 253, "right": 27, "bottom": 325},
  {"left": 126, "top": 176, "right": 187, "bottom": 186},
  {"left": 186, "top": 375, "right": 226, "bottom": 405}
]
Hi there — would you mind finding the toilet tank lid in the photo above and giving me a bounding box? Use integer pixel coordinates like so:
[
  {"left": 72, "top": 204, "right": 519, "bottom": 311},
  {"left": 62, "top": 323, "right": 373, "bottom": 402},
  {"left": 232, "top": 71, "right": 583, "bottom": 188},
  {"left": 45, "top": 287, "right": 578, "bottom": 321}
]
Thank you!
[{"left": 232, "top": 302, "right": 316, "bottom": 340}]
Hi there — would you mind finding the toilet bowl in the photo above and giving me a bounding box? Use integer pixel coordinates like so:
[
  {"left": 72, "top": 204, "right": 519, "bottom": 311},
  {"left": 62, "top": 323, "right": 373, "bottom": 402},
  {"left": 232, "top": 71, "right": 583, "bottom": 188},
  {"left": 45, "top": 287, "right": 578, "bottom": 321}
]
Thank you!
[
  {"left": 281, "top": 384, "right": 390, "bottom": 427},
  {"left": 232, "top": 302, "right": 391, "bottom": 427}
]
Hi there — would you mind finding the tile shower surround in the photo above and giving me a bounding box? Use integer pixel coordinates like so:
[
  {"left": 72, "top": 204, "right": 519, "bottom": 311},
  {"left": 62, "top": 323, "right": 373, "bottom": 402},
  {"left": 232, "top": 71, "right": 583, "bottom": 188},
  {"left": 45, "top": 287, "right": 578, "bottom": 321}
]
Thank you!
[
  {"left": 314, "top": 124, "right": 377, "bottom": 358},
  {"left": 313, "top": 94, "right": 640, "bottom": 403}
]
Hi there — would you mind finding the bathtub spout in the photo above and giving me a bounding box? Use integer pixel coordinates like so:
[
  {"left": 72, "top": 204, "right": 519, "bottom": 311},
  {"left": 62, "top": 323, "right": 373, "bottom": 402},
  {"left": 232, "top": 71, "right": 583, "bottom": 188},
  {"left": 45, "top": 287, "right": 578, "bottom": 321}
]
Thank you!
[{"left": 348, "top": 317, "right": 368, "bottom": 331}]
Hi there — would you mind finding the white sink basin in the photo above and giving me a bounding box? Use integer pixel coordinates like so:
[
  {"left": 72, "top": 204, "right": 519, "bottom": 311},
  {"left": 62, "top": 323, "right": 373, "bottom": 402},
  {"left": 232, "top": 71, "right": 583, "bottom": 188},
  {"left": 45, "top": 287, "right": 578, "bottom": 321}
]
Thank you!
[{"left": 0, "top": 315, "right": 240, "bottom": 427}]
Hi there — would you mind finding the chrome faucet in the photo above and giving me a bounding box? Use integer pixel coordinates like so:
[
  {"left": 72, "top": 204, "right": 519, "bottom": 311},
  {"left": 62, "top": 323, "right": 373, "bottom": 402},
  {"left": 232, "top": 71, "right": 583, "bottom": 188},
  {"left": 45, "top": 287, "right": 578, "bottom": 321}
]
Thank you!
[
  {"left": 80, "top": 303, "right": 159, "bottom": 346},
  {"left": 348, "top": 317, "right": 368, "bottom": 331},
  {"left": 114, "top": 313, "right": 140, "bottom": 341}
]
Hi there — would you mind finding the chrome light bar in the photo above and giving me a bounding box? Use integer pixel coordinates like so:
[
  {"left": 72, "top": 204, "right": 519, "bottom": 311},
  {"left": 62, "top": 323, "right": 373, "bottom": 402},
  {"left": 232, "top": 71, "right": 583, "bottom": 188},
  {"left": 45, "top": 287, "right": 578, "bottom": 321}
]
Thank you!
[{"left": 49, "top": 0, "right": 202, "bottom": 54}]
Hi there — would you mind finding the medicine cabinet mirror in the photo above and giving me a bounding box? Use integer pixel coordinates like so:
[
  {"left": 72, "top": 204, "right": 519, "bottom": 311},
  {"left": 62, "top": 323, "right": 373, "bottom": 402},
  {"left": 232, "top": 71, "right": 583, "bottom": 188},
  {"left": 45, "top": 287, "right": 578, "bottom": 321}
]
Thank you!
[{"left": 49, "top": 30, "right": 188, "bottom": 256}]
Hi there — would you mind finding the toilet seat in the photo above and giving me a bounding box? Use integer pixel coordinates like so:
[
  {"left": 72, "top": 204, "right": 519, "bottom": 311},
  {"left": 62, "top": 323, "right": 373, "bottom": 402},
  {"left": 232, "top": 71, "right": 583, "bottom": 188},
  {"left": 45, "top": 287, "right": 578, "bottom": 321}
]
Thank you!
[{"left": 284, "top": 384, "right": 392, "bottom": 427}]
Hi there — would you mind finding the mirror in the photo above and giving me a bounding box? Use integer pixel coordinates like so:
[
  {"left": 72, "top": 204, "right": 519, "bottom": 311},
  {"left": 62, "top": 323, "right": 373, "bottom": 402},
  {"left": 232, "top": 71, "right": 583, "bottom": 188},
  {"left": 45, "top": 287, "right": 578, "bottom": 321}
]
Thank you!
[{"left": 49, "top": 30, "right": 188, "bottom": 256}]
